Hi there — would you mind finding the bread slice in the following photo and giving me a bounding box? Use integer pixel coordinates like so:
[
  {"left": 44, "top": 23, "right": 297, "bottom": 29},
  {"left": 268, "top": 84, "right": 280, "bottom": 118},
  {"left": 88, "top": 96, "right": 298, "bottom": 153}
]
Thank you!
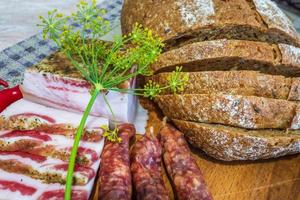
[
  {"left": 155, "top": 94, "right": 299, "bottom": 129},
  {"left": 151, "top": 39, "right": 300, "bottom": 76},
  {"left": 173, "top": 119, "right": 300, "bottom": 161},
  {"left": 148, "top": 71, "right": 295, "bottom": 99},
  {"left": 121, "top": 0, "right": 300, "bottom": 49}
]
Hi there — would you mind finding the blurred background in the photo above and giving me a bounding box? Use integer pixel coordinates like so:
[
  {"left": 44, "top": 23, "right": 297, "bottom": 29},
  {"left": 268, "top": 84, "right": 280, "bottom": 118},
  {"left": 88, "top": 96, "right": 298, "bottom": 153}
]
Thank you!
[
  {"left": 0, "top": 0, "right": 299, "bottom": 51},
  {"left": 0, "top": 0, "right": 95, "bottom": 50},
  {"left": 275, "top": 0, "right": 300, "bottom": 31}
]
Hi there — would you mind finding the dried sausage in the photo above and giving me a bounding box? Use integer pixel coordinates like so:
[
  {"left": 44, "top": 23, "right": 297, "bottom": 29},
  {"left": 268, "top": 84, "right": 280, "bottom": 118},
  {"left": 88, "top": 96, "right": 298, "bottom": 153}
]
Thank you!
[
  {"left": 160, "top": 124, "right": 212, "bottom": 200},
  {"left": 131, "top": 133, "right": 169, "bottom": 200},
  {"left": 98, "top": 124, "right": 135, "bottom": 200}
]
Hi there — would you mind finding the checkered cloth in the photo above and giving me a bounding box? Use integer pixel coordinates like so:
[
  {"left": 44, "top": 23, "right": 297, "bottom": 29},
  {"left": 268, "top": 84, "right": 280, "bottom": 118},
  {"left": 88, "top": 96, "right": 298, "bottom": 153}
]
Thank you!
[{"left": 0, "top": 0, "right": 123, "bottom": 86}]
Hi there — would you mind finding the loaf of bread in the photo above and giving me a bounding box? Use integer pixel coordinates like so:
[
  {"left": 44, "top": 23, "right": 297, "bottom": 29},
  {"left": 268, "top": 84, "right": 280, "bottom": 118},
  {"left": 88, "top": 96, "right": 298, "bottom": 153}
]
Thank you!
[
  {"left": 121, "top": 0, "right": 300, "bottom": 49},
  {"left": 122, "top": 0, "right": 300, "bottom": 161},
  {"left": 173, "top": 119, "right": 300, "bottom": 161},
  {"left": 151, "top": 39, "right": 300, "bottom": 76}
]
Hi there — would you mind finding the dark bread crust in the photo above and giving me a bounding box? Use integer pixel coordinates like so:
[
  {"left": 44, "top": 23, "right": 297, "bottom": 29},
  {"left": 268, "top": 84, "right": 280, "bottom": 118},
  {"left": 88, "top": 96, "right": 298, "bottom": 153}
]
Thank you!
[
  {"left": 121, "top": 0, "right": 300, "bottom": 49},
  {"left": 173, "top": 119, "right": 300, "bottom": 161},
  {"left": 151, "top": 40, "right": 300, "bottom": 76}
]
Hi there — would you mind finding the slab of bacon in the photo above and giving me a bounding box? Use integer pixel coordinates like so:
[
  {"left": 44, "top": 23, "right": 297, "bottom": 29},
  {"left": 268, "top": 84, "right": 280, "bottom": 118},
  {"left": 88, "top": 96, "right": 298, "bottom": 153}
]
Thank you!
[
  {"left": 21, "top": 52, "right": 137, "bottom": 122},
  {"left": 0, "top": 99, "right": 108, "bottom": 200},
  {"left": 0, "top": 169, "right": 91, "bottom": 200}
]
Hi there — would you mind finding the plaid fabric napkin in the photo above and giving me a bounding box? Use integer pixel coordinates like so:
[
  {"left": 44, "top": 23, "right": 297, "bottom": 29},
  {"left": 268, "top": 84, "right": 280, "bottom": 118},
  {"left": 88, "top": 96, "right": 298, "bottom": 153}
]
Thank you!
[{"left": 0, "top": 0, "right": 123, "bottom": 86}]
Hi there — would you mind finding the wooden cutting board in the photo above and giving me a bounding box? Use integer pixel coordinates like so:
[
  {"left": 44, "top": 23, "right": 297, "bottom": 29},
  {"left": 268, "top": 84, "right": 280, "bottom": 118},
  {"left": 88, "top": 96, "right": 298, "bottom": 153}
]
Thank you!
[
  {"left": 194, "top": 151, "right": 300, "bottom": 200},
  {"left": 92, "top": 97, "right": 300, "bottom": 200}
]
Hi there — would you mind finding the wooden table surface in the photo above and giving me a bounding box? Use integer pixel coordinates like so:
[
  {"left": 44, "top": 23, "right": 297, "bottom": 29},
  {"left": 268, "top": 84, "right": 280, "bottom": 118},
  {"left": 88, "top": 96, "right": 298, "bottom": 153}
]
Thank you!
[{"left": 193, "top": 148, "right": 300, "bottom": 200}]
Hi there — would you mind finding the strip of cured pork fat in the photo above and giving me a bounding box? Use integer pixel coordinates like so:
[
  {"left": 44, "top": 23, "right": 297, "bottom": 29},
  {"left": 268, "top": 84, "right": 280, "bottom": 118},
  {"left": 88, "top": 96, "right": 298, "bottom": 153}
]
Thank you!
[
  {"left": 21, "top": 52, "right": 137, "bottom": 122},
  {"left": 0, "top": 99, "right": 108, "bottom": 199}
]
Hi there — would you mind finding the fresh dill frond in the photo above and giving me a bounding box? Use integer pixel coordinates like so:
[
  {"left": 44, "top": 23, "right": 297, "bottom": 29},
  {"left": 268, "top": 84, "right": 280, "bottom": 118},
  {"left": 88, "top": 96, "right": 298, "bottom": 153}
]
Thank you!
[
  {"left": 167, "top": 66, "right": 189, "bottom": 93},
  {"left": 38, "top": 1, "right": 188, "bottom": 199},
  {"left": 38, "top": 2, "right": 187, "bottom": 103},
  {"left": 143, "top": 80, "right": 162, "bottom": 99},
  {"left": 101, "top": 125, "right": 122, "bottom": 143}
]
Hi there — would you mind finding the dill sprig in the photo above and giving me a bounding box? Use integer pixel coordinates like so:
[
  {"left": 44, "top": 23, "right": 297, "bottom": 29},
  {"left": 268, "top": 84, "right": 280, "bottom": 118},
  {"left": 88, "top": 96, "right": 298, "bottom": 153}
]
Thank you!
[{"left": 38, "top": 0, "right": 188, "bottom": 199}]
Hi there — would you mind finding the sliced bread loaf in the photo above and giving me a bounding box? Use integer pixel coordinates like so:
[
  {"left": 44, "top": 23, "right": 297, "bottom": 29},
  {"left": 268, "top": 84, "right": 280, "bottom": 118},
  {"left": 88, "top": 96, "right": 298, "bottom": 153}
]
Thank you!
[
  {"left": 173, "top": 119, "right": 300, "bottom": 161},
  {"left": 121, "top": 0, "right": 300, "bottom": 49},
  {"left": 155, "top": 94, "right": 299, "bottom": 129},
  {"left": 148, "top": 71, "right": 294, "bottom": 99},
  {"left": 151, "top": 39, "right": 300, "bottom": 76}
]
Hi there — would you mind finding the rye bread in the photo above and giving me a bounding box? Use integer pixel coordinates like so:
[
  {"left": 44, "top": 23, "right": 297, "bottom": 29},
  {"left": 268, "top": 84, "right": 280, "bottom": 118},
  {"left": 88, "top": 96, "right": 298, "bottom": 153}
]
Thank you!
[
  {"left": 155, "top": 94, "right": 300, "bottom": 129},
  {"left": 173, "top": 119, "right": 300, "bottom": 161},
  {"left": 147, "top": 71, "right": 296, "bottom": 99},
  {"left": 121, "top": 0, "right": 300, "bottom": 50},
  {"left": 150, "top": 39, "right": 300, "bottom": 76}
]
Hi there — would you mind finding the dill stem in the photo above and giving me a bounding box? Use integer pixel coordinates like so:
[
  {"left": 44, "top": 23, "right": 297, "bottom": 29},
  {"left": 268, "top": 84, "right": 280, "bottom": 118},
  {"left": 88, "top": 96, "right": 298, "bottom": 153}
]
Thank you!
[
  {"left": 102, "top": 92, "right": 116, "bottom": 120},
  {"left": 64, "top": 88, "right": 100, "bottom": 200}
]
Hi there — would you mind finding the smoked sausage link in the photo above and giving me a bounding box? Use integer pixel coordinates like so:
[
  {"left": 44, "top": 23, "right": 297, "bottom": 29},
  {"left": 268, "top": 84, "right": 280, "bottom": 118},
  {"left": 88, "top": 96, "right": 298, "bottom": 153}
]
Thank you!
[
  {"left": 160, "top": 124, "right": 213, "bottom": 200},
  {"left": 131, "top": 134, "right": 170, "bottom": 200},
  {"left": 98, "top": 124, "right": 135, "bottom": 200}
]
